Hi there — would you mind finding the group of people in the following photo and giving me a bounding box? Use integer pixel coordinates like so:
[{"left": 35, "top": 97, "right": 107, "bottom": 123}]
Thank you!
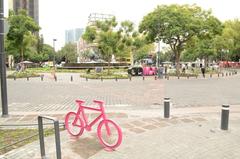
[
  {"left": 182, "top": 63, "right": 206, "bottom": 77},
  {"left": 16, "top": 63, "right": 25, "bottom": 72}
]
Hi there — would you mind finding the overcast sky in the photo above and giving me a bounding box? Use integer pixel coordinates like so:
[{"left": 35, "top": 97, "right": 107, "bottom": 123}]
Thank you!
[{"left": 36, "top": 0, "right": 240, "bottom": 50}]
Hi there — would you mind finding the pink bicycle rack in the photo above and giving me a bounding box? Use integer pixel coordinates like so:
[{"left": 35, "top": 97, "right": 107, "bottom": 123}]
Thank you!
[{"left": 65, "top": 100, "right": 122, "bottom": 150}]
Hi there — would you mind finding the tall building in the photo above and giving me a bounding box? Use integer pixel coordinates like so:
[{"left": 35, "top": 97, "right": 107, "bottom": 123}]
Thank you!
[
  {"left": 65, "top": 28, "right": 84, "bottom": 44},
  {"left": 9, "top": 0, "right": 39, "bottom": 24},
  {"left": 88, "top": 13, "right": 114, "bottom": 26}
]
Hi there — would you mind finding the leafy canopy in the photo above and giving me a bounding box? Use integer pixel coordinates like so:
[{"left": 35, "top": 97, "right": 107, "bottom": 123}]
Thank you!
[
  {"left": 139, "top": 4, "right": 222, "bottom": 73},
  {"left": 7, "top": 10, "right": 40, "bottom": 62}
]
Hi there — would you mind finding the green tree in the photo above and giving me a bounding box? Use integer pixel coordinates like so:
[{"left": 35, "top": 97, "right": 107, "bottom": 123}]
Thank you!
[
  {"left": 119, "top": 21, "right": 155, "bottom": 64},
  {"left": 41, "top": 44, "right": 54, "bottom": 61},
  {"left": 134, "top": 43, "right": 155, "bottom": 61},
  {"left": 57, "top": 43, "right": 78, "bottom": 63},
  {"left": 139, "top": 4, "right": 222, "bottom": 74},
  {"left": 82, "top": 26, "right": 97, "bottom": 42},
  {"left": 214, "top": 19, "right": 240, "bottom": 61},
  {"left": 83, "top": 17, "right": 122, "bottom": 73},
  {"left": 7, "top": 10, "right": 40, "bottom": 62},
  {"left": 119, "top": 20, "right": 135, "bottom": 64},
  {"left": 182, "top": 36, "right": 217, "bottom": 65}
]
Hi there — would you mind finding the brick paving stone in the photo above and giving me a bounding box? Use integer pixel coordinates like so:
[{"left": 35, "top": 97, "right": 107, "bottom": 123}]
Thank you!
[
  {"left": 164, "top": 119, "right": 179, "bottom": 125},
  {"left": 89, "top": 116, "right": 240, "bottom": 159},
  {"left": 130, "top": 120, "right": 146, "bottom": 127},
  {"left": 142, "top": 124, "right": 158, "bottom": 130},
  {"left": 128, "top": 127, "right": 146, "bottom": 134},
  {"left": 121, "top": 123, "right": 134, "bottom": 129},
  {"left": 180, "top": 118, "right": 194, "bottom": 123},
  {"left": 153, "top": 122, "right": 169, "bottom": 128},
  {"left": 192, "top": 117, "right": 207, "bottom": 122},
  {"left": 141, "top": 118, "right": 159, "bottom": 124},
  {"left": 115, "top": 113, "right": 128, "bottom": 118}
]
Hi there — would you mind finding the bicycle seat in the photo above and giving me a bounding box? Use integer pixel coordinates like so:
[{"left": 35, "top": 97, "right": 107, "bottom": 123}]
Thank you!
[
  {"left": 93, "top": 100, "right": 104, "bottom": 105},
  {"left": 75, "top": 100, "right": 85, "bottom": 104}
]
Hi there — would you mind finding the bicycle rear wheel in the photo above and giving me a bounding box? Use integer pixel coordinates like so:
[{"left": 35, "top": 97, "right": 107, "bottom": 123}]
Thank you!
[
  {"left": 97, "top": 119, "right": 122, "bottom": 150},
  {"left": 65, "top": 112, "right": 84, "bottom": 136}
]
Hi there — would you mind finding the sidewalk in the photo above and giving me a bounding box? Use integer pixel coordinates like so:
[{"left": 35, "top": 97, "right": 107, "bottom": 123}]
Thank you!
[{"left": 1, "top": 107, "right": 240, "bottom": 159}]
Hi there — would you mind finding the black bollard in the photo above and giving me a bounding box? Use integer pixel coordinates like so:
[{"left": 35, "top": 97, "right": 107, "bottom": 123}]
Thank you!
[
  {"left": 226, "top": 72, "right": 228, "bottom": 76},
  {"left": 14, "top": 76, "right": 16, "bottom": 80},
  {"left": 164, "top": 98, "right": 170, "bottom": 118},
  {"left": 129, "top": 76, "right": 132, "bottom": 81},
  {"left": 187, "top": 75, "right": 189, "bottom": 79},
  {"left": 155, "top": 76, "right": 157, "bottom": 80},
  {"left": 71, "top": 76, "right": 73, "bottom": 82},
  {"left": 115, "top": 77, "right": 118, "bottom": 82},
  {"left": 142, "top": 76, "right": 145, "bottom": 80},
  {"left": 218, "top": 73, "right": 219, "bottom": 77},
  {"left": 86, "top": 77, "right": 88, "bottom": 81},
  {"left": 210, "top": 74, "right": 212, "bottom": 78},
  {"left": 178, "top": 76, "right": 180, "bottom": 79},
  {"left": 41, "top": 75, "right": 44, "bottom": 81},
  {"left": 27, "top": 76, "right": 29, "bottom": 81},
  {"left": 54, "top": 75, "right": 57, "bottom": 82},
  {"left": 221, "top": 105, "right": 230, "bottom": 130},
  {"left": 101, "top": 77, "right": 103, "bottom": 82}
]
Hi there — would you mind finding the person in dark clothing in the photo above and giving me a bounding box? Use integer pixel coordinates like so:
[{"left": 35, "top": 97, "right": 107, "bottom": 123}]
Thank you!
[{"left": 200, "top": 64, "right": 205, "bottom": 78}]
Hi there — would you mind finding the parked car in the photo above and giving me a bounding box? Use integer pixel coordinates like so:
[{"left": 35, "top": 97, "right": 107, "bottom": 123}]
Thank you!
[{"left": 128, "top": 66, "right": 143, "bottom": 76}]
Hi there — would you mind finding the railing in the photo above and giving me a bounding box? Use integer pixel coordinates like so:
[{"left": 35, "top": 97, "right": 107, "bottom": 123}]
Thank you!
[
  {"left": 0, "top": 122, "right": 64, "bottom": 156},
  {"left": 38, "top": 116, "right": 62, "bottom": 159}
]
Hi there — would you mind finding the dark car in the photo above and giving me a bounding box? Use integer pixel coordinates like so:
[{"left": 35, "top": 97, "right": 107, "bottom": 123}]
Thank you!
[{"left": 128, "top": 66, "right": 143, "bottom": 76}]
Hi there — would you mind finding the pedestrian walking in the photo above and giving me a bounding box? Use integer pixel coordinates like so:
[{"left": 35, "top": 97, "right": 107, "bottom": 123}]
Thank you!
[{"left": 200, "top": 64, "right": 205, "bottom": 78}]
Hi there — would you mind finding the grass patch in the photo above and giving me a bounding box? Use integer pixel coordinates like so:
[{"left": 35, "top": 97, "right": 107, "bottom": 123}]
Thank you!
[
  {"left": 27, "top": 67, "right": 86, "bottom": 73},
  {"left": 80, "top": 68, "right": 128, "bottom": 79},
  {"left": 0, "top": 128, "right": 58, "bottom": 155},
  {"left": 167, "top": 73, "right": 198, "bottom": 77},
  {"left": 7, "top": 70, "right": 40, "bottom": 78}
]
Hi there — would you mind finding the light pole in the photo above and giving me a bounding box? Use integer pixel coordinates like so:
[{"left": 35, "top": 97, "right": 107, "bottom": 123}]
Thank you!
[
  {"left": 53, "top": 39, "right": 57, "bottom": 69},
  {"left": 157, "top": 40, "right": 161, "bottom": 78},
  {"left": 0, "top": 0, "right": 8, "bottom": 117},
  {"left": 157, "top": 40, "right": 160, "bottom": 67}
]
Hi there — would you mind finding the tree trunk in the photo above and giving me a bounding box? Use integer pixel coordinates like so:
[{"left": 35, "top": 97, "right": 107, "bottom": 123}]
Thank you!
[
  {"left": 21, "top": 46, "right": 24, "bottom": 62},
  {"left": 204, "top": 57, "right": 208, "bottom": 68},
  {"left": 108, "top": 59, "right": 110, "bottom": 75},
  {"left": 130, "top": 51, "right": 134, "bottom": 65},
  {"left": 176, "top": 51, "right": 180, "bottom": 76}
]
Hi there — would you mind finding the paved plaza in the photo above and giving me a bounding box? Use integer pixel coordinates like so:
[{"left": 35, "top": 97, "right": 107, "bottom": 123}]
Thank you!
[{"left": 0, "top": 72, "right": 240, "bottom": 159}]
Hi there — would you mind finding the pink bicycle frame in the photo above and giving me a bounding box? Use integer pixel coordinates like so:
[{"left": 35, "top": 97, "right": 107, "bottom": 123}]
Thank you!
[{"left": 74, "top": 100, "right": 111, "bottom": 134}]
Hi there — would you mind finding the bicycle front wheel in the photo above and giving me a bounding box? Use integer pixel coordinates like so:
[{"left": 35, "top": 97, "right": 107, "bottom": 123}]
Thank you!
[
  {"left": 65, "top": 112, "right": 84, "bottom": 136},
  {"left": 97, "top": 119, "right": 122, "bottom": 149}
]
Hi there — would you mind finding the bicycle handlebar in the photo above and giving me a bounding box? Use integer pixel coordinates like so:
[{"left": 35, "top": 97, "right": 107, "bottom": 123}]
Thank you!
[
  {"left": 75, "top": 99, "right": 104, "bottom": 107},
  {"left": 75, "top": 100, "right": 85, "bottom": 104},
  {"left": 93, "top": 100, "right": 104, "bottom": 105}
]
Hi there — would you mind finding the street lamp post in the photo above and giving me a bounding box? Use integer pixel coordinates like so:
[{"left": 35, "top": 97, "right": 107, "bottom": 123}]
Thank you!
[
  {"left": 0, "top": 0, "right": 9, "bottom": 117},
  {"left": 157, "top": 40, "right": 160, "bottom": 67},
  {"left": 157, "top": 40, "right": 161, "bottom": 78},
  {"left": 53, "top": 39, "right": 57, "bottom": 69}
]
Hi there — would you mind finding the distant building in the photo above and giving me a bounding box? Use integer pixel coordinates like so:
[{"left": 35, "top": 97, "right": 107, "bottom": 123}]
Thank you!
[
  {"left": 4, "top": 21, "right": 9, "bottom": 33},
  {"left": 65, "top": 28, "right": 84, "bottom": 44},
  {"left": 9, "top": 0, "right": 39, "bottom": 24},
  {"left": 88, "top": 13, "right": 114, "bottom": 25}
]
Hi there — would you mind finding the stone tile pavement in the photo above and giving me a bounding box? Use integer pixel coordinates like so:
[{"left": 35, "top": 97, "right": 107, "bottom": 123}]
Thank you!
[{"left": 1, "top": 107, "right": 240, "bottom": 159}]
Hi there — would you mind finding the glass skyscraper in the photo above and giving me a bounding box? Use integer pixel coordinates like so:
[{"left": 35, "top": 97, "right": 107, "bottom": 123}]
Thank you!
[
  {"left": 65, "top": 28, "right": 84, "bottom": 44},
  {"left": 10, "top": 0, "right": 39, "bottom": 24}
]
